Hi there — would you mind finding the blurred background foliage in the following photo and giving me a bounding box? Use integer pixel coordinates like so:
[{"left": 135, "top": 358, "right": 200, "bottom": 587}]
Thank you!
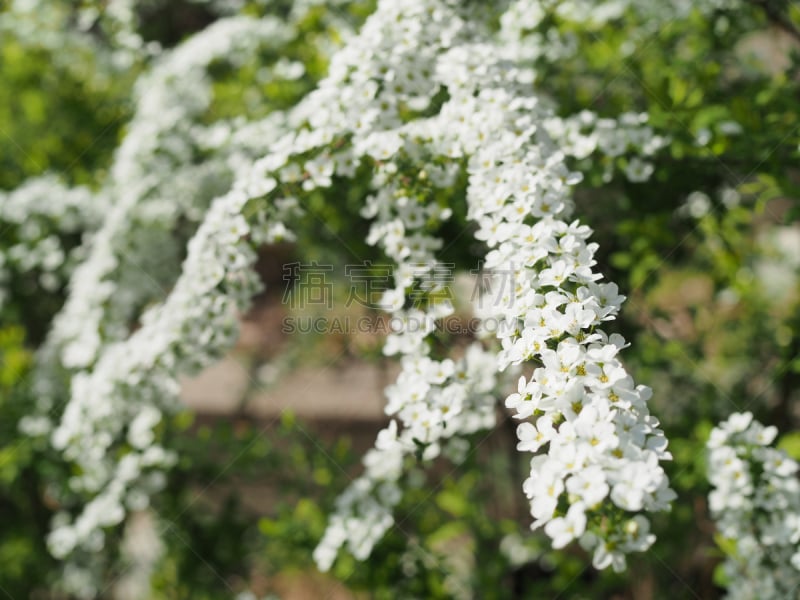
[{"left": 1, "top": 0, "right": 799, "bottom": 598}]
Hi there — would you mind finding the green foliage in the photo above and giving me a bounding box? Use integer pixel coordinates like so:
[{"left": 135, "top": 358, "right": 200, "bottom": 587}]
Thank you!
[
  {"left": 1, "top": 0, "right": 800, "bottom": 597},
  {"left": 0, "top": 37, "right": 134, "bottom": 190},
  {"left": 0, "top": 327, "right": 60, "bottom": 596}
]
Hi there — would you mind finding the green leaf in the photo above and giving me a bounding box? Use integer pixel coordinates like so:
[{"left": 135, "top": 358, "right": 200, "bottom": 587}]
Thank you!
[
  {"left": 435, "top": 489, "right": 468, "bottom": 517},
  {"left": 426, "top": 521, "right": 468, "bottom": 547},
  {"left": 712, "top": 562, "right": 729, "bottom": 587},
  {"left": 713, "top": 533, "right": 737, "bottom": 557},
  {"left": 778, "top": 432, "right": 800, "bottom": 461}
]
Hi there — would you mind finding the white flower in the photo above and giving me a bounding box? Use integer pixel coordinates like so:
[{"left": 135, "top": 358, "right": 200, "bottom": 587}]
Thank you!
[
  {"left": 544, "top": 502, "right": 587, "bottom": 549},
  {"left": 516, "top": 416, "right": 556, "bottom": 452},
  {"left": 624, "top": 157, "right": 654, "bottom": 183},
  {"left": 566, "top": 466, "right": 609, "bottom": 507},
  {"left": 707, "top": 413, "right": 800, "bottom": 597}
]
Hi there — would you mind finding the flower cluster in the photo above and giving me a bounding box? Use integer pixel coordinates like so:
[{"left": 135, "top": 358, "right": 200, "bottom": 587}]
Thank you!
[
  {"left": 1, "top": 0, "right": 138, "bottom": 74},
  {"left": 543, "top": 111, "right": 669, "bottom": 183},
  {"left": 451, "top": 47, "right": 673, "bottom": 577},
  {"left": 1, "top": 0, "right": 270, "bottom": 68},
  {"left": 19, "top": 15, "right": 298, "bottom": 559},
  {"left": 284, "top": 0, "right": 508, "bottom": 568},
  {"left": 314, "top": 345, "right": 499, "bottom": 571},
  {"left": 45, "top": 168, "right": 303, "bottom": 558},
  {"left": 32, "top": 0, "right": 370, "bottom": 563},
  {"left": 313, "top": 0, "right": 674, "bottom": 572},
  {"left": 40, "top": 15, "right": 293, "bottom": 375},
  {"left": 707, "top": 412, "right": 800, "bottom": 599},
  {"left": 2, "top": 0, "right": 681, "bottom": 581},
  {"left": 0, "top": 176, "right": 100, "bottom": 308}
]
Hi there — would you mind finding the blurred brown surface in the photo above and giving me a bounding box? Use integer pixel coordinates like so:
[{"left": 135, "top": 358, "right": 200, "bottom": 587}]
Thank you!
[{"left": 180, "top": 357, "right": 395, "bottom": 422}]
